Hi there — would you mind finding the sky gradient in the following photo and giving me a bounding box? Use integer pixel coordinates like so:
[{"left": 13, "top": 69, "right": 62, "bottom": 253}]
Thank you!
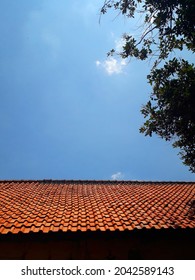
[{"left": 0, "top": 0, "right": 194, "bottom": 181}]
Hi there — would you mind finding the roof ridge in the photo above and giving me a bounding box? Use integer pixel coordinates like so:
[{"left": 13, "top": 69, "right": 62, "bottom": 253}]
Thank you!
[{"left": 0, "top": 179, "right": 194, "bottom": 183}]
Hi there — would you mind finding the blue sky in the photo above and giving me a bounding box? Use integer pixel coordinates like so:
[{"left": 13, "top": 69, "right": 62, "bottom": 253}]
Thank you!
[{"left": 0, "top": 0, "right": 194, "bottom": 181}]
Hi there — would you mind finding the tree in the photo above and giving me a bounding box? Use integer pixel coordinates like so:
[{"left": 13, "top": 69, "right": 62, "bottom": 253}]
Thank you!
[{"left": 101, "top": 0, "right": 195, "bottom": 172}]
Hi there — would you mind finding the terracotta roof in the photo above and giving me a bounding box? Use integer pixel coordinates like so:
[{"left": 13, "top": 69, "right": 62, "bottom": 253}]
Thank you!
[{"left": 0, "top": 180, "right": 195, "bottom": 234}]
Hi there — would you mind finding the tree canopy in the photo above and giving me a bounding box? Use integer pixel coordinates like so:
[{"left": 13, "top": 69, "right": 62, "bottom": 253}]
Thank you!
[{"left": 101, "top": 0, "right": 195, "bottom": 172}]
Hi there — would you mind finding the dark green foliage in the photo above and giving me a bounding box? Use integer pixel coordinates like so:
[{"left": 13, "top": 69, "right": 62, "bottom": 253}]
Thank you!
[
  {"left": 140, "top": 59, "right": 195, "bottom": 171},
  {"left": 101, "top": 0, "right": 195, "bottom": 171}
]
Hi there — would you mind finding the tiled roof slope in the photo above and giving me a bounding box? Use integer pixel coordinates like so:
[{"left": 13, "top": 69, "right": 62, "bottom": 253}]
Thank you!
[{"left": 0, "top": 180, "right": 195, "bottom": 234}]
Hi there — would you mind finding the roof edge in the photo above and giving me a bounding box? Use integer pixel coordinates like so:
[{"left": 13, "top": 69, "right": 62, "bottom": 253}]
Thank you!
[{"left": 0, "top": 179, "right": 194, "bottom": 184}]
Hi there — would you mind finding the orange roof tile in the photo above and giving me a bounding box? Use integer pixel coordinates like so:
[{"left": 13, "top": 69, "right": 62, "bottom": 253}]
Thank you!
[{"left": 0, "top": 180, "right": 194, "bottom": 234}]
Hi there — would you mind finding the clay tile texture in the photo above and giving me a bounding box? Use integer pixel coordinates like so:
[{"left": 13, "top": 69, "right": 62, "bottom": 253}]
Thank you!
[{"left": 0, "top": 180, "right": 194, "bottom": 234}]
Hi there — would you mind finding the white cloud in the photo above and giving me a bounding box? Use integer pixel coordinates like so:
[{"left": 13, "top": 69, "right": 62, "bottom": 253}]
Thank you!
[
  {"left": 111, "top": 172, "right": 124, "bottom": 180},
  {"left": 96, "top": 57, "right": 126, "bottom": 75},
  {"left": 115, "top": 37, "right": 126, "bottom": 52},
  {"left": 96, "top": 34, "right": 127, "bottom": 75},
  {"left": 96, "top": 60, "right": 101, "bottom": 66}
]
